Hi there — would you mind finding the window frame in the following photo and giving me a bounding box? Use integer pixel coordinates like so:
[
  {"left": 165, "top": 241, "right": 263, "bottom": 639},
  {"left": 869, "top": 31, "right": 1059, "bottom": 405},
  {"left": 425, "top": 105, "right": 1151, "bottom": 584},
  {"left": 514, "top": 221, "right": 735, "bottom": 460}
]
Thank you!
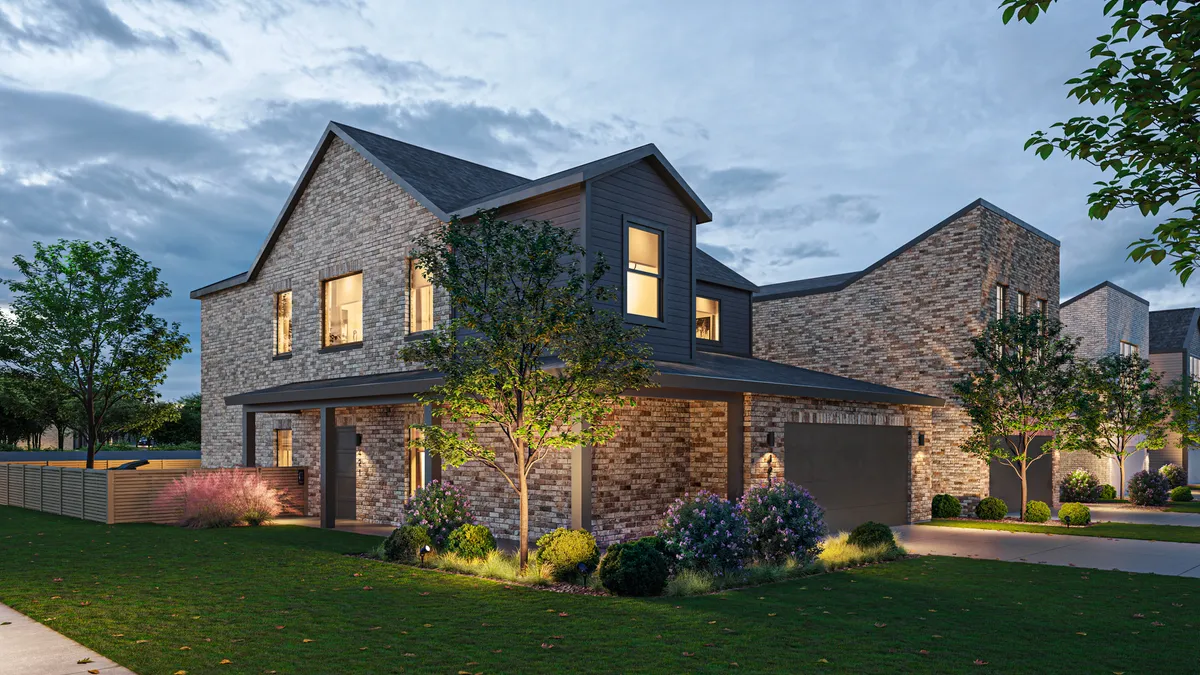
[
  {"left": 622, "top": 217, "right": 666, "bottom": 326},
  {"left": 994, "top": 283, "right": 1008, "bottom": 320},
  {"left": 1016, "top": 291, "right": 1028, "bottom": 316},
  {"left": 408, "top": 258, "right": 435, "bottom": 335},
  {"left": 695, "top": 295, "right": 721, "bottom": 344},
  {"left": 274, "top": 289, "right": 293, "bottom": 357},
  {"left": 1120, "top": 340, "right": 1139, "bottom": 357},
  {"left": 320, "top": 271, "right": 364, "bottom": 351},
  {"left": 274, "top": 429, "right": 293, "bottom": 467},
  {"left": 1190, "top": 354, "right": 1200, "bottom": 379}
]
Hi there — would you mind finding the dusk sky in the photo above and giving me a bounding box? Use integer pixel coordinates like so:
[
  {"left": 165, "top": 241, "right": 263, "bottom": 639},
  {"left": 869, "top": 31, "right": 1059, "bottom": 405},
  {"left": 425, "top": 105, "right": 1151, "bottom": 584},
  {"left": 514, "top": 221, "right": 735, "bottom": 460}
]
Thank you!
[{"left": 1, "top": 0, "right": 1194, "bottom": 399}]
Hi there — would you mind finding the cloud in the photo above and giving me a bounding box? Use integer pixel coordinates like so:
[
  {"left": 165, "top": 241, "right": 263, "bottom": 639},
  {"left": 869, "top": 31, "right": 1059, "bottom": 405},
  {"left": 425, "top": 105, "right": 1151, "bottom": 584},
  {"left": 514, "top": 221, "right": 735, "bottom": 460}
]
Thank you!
[
  {"left": 0, "top": 0, "right": 227, "bottom": 58},
  {"left": 778, "top": 242, "right": 837, "bottom": 260},
  {"left": 305, "top": 47, "right": 486, "bottom": 96},
  {"left": 682, "top": 165, "right": 784, "bottom": 203}
]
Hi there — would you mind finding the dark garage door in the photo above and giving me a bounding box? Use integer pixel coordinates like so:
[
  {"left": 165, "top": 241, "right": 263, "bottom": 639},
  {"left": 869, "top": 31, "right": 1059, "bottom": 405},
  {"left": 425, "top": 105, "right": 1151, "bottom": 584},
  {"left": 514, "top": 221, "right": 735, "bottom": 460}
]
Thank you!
[
  {"left": 988, "top": 436, "right": 1052, "bottom": 512},
  {"left": 783, "top": 423, "right": 910, "bottom": 533}
]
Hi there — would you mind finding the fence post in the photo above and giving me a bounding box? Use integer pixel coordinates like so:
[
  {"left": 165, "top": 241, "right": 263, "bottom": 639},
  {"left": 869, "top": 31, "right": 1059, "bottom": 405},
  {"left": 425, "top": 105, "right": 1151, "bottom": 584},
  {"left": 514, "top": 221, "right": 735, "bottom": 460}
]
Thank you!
[{"left": 106, "top": 470, "right": 115, "bottom": 525}]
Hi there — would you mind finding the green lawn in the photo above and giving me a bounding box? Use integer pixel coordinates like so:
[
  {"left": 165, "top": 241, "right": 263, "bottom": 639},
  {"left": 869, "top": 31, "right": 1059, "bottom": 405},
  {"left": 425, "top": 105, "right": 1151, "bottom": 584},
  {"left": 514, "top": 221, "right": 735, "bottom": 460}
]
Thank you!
[
  {"left": 4, "top": 509, "right": 1200, "bottom": 674},
  {"left": 922, "top": 518, "right": 1200, "bottom": 543},
  {"left": 1166, "top": 501, "right": 1200, "bottom": 513}
]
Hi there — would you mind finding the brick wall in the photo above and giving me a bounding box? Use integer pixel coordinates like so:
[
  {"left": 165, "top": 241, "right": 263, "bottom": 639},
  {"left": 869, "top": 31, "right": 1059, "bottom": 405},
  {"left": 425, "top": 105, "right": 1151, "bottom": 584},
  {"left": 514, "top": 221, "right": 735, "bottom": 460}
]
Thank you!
[
  {"left": 753, "top": 205, "right": 1060, "bottom": 510},
  {"left": 1061, "top": 285, "right": 1150, "bottom": 360}
]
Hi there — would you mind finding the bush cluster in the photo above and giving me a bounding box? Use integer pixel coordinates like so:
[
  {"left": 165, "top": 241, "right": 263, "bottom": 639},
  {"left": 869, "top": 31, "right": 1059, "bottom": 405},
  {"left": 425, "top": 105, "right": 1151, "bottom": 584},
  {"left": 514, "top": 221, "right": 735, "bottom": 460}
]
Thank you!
[
  {"left": 1023, "top": 500, "right": 1051, "bottom": 523},
  {"left": 534, "top": 528, "right": 599, "bottom": 582},
  {"left": 1059, "top": 469, "right": 1101, "bottom": 503},
  {"left": 1170, "top": 485, "right": 1194, "bottom": 502},
  {"left": 153, "top": 469, "right": 283, "bottom": 528},
  {"left": 598, "top": 537, "right": 670, "bottom": 596},
  {"left": 1099, "top": 484, "right": 1117, "bottom": 500},
  {"left": 396, "top": 481, "right": 474, "bottom": 548},
  {"left": 738, "top": 479, "right": 826, "bottom": 564},
  {"left": 385, "top": 525, "right": 432, "bottom": 563},
  {"left": 657, "top": 490, "right": 750, "bottom": 575},
  {"left": 445, "top": 523, "right": 496, "bottom": 560},
  {"left": 1059, "top": 502, "right": 1091, "bottom": 526},
  {"left": 1160, "top": 463, "right": 1187, "bottom": 490},
  {"left": 847, "top": 521, "right": 895, "bottom": 549},
  {"left": 931, "top": 494, "right": 962, "bottom": 518},
  {"left": 1128, "top": 470, "right": 1170, "bottom": 506},
  {"left": 975, "top": 497, "right": 1008, "bottom": 520}
]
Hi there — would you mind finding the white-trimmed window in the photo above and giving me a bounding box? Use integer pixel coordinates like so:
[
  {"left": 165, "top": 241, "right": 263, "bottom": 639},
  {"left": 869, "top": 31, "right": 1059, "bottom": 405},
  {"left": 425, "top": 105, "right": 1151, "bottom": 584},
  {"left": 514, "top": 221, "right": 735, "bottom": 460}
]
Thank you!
[
  {"left": 994, "top": 284, "right": 1008, "bottom": 320},
  {"left": 1120, "top": 341, "right": 1139, "bottom": 357},
  {"left": 275, "top": 290, "right": 292, "bottom": 355},
  {"left": 322, "top": 272, "right": 363, "bottom": 347},
  {"left": 696, "top": 297, "right": 720, "bottom": 341},
  {"left": 409, "top": 259, "right": 433, "bottom": 333},
  {"left": 1191, "top": 355, "right": 1200, "bottom": 379},
  {"left": 1016, "top": 291, "right": 1028, "bottom": 316},
  {"left": 626, "top": 223, "right": 662, "bottom": 320},
  {"left": 275, "top": 429, "right": 293, "bottom": 467}
]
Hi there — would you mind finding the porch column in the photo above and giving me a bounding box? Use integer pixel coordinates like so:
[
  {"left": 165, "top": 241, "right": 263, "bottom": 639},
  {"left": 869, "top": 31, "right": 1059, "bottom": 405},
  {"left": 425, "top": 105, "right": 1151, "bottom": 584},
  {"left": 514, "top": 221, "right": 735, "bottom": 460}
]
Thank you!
[
  {"left": 241, "top": 410, "right": 256, "bottom": 468},
  {"left": 319, "top": 406, "right": 338, "bottom": 529},
  {"left": 421, "top": 404, "right": 441, "bottom": 484},
  {"left": 726, "top": 395, "right": 745, "bottom": 500}
]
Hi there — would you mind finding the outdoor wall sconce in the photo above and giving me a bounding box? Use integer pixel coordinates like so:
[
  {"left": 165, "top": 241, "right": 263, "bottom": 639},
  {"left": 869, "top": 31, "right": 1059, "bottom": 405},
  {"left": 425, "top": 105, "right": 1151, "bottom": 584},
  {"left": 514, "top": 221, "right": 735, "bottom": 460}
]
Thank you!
[
  {"left": 766, "top": 431, "right": 776, "bottom": 447},
  {"left": 356, "top": 433, "right": 364, "bottom": 446},
  {"left": 918, "top": 432, "right": 925, "bottom": 447}
]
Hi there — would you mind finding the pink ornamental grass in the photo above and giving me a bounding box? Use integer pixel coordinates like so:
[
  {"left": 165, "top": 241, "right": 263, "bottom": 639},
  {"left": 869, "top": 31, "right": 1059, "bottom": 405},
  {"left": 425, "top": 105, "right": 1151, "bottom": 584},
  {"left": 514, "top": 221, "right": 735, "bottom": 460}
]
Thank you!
[{"left": 155, "top": 470, "right": 284, "bottom": 528}]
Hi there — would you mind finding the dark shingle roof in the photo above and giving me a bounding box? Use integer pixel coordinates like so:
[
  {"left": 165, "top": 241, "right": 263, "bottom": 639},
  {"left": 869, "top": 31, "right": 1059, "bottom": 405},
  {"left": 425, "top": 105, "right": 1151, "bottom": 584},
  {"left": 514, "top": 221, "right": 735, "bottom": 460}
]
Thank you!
[
  {"left": 1150, "top": 308, "right": 1200, "bottom": 353},
  {"left": 755, "top": 272, "right": 859, "bottom": 299},
  {"left": 335, "top": 123, "right": 530, "bottom": 212},
  {"left": 695, "top": 248, "right": 758, "bottom": 292}
]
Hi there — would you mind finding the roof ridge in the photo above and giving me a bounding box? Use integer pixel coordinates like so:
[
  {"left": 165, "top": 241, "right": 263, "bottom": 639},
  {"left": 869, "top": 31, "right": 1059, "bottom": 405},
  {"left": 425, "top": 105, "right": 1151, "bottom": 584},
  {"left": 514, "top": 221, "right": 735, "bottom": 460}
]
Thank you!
[{"left": 1061, "top": 280, "right": 1150, "bottom": 308}]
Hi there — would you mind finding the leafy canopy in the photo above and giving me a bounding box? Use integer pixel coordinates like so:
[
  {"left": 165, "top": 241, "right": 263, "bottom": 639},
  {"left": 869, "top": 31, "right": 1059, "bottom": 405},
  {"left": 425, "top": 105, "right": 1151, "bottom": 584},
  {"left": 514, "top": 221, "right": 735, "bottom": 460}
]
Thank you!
[
  {"left": 1001, "top": 0, "right": 1200, "bottom": 282},
  {"left": 1074, "top": 354, "right": 1169, "bottom": 458},
  {"left": 0, "top": 238, "right": 190, "bottom": 464},
  {"left": 953, "top": 313, "right": 1085, "bottom": 476},
  {"left": 1166, "top": 374, "right": 1200, "bottom": 450}
]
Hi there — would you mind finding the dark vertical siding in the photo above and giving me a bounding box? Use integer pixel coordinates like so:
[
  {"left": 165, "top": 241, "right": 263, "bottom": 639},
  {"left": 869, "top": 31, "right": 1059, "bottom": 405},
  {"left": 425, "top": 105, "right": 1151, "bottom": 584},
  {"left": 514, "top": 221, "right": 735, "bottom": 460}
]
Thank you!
[
  {"left": 588, "top": 160, "right": 695, "bottom": 362},
  {"left": 695, "top": 281, "right": 751, "bottom": 356}
]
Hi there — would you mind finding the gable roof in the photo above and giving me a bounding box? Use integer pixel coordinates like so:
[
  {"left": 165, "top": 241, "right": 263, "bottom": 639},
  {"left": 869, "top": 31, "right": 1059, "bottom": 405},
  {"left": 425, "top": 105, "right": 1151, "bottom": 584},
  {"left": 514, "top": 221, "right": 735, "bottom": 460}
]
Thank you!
[
  {"left": 1150, "top": 307, "right": 1200, "bottom": 353},
  {"left": 695, "top": 248, "right": 758, "bottom": 292},
  {"left": 1060, "top": 280, "right": 1149, "bottom": 309},
  {"left": 193, "top": 121, "right": 711, "bottom": 299},
  {"left": 753, "top": 198, "right": 1059, "bottom": 302}
]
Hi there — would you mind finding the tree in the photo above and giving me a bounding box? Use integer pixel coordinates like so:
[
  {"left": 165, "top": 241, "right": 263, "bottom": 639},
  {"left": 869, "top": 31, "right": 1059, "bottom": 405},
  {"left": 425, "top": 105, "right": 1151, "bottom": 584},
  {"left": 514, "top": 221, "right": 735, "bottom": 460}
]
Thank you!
[
  {"left": 1000, "top": 0, "right": 1200, "bottom": 283},
  {"left": 953, "top": 312, "right": 1085, "bottom": 518},
  {"left": 152, "top": 393, "right": 202, "bottom": 446},
  {"left": 1166, "top": 374, "right": 1200, "bottom": 461},
  {"left": 401, "top": 211, "right": 657, "bottom": 568},
  {"left": 1074, "top": 354, "right": 1169, "bottom": 497},
  {"left": 0, "top": 239, "right": 190, "bottom": 467}
]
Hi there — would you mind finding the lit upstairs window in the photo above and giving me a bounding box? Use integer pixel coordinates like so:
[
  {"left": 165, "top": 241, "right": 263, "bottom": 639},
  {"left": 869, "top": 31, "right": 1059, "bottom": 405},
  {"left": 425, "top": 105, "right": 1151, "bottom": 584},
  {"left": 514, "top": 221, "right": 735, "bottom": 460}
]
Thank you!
[
  {"left": 322, "top": 272, "right": 363, "bottom": 347},
  {"left": 696, "top": 297, "right": 720, "bottom": 341},
  {"left": 275, "top": 290, "right": 292, "bottom": 355},
  {"left": 409, "top": 259, "right": 434, "bottom": 333},
  {"left": 626, "top": 224, "right": 662, "bottom": 320}
]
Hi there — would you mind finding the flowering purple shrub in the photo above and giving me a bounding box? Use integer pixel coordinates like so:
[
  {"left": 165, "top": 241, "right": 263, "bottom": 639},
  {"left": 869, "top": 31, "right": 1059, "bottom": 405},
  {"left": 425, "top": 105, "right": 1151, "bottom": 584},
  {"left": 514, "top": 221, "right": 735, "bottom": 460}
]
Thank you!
[
  {"left": 657, "top": 491, "right": 749, "bottom": 574},
  {"left": 397, "top": 480, "right": 474, "bottom": 548},
  {"left": 738, "top": 479, "right": 826, "bottom": 564},
  {"left": 1128, "top": 470, "right": 1170, "bottom": 506}
]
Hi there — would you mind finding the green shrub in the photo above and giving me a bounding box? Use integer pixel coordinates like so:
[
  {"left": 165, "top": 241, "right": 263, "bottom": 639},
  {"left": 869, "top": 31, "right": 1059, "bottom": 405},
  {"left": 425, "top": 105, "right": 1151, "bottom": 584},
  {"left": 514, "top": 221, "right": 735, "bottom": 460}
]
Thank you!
[
  {"left": 1059, "top": 502, "right": 1091, "bottom": 526},
  {"left": 1059, "top": 469, "right": 1101, "bottom": 503},
  {"left": 846, "top": 521, "right": 895, "bottom": 549},
  {"left": 1160, "top": 463, "right": 1187, "bottom": 489},
  {"left": 598, "top": 539, "right": 669, "bottom": 596},
  {"left": 534, "top": 528, "right": 599, "bottom": 582},
  {"left": 975, "top": 497, "right": 1008, "bottom": 520},
  {"left": 445, "top": 523, "right": 496, "bottom": 560},
  {"left": 1024, "top": 500, "right": 1051, "bottom": 523},
  {"left": 638, "top": 535, "right": 668, "bottom": 556},
  {"left": 931, "top": 493, "right": 962, "bottom": 519},
  {"left": 1099, "top": 484, "right": 1117, "bottom": 500},
  {"left": 1170, "top": 485, "right": 1194, "bottom": 502},
  {"left": 384, "top": 525, "right": 432, "bottom": 564},
  {"left": 664, "top": 569, "right": 715, "bottom": 597},
  {"left": 819, "top": 532, "right": 907, "bottom": 571},
  {"left": 1129, "top": 470, "right": 1170, "bottom": 506}
]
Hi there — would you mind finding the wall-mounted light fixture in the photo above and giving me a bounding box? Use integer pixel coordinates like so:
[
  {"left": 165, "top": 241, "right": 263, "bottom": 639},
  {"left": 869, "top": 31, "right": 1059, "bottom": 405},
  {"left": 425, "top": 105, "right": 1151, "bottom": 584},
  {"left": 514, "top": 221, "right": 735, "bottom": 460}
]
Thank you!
[
  {"left": 766, "top": 431, "right": 776, "bottom": 447},
  {"left": 918, "top": 432, "right": 925, "bottom": 447},
  {"left": 356, "top": 433, "right": 364, "bottom": 446}
]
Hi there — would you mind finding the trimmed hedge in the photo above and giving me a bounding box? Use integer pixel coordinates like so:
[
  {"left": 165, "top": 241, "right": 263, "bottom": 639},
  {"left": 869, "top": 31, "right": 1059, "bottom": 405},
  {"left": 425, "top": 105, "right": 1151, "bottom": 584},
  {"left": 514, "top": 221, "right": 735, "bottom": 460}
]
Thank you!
[
  {"left": 1099, "top": 484, "right": 1117, "bottom": 500},
  {"left": 1170, "top": 485, "right": 1194, "bottom": 502},
  {"left": 847, "top": 521, "right": 895, "bottom": 549},
  {"left": 1059, "top": 502, "right": 1091, "bottom": 526},
  {"left": 931, "top": 494, "right": 962, "bottom": 519},
  {"left": 384, "top": 525, "right": 431, "bottom": 564},
  {"left": 598, "top": 538, "right": 669, "bottom": 597},
  {"left": 1024, "top": 500, "right": 1051, "bottom": 523},
  {"left": 975, "top": 497, "right": 1008, "bottom": 520},
  {"left": 445, "top": 523, "right": 496, "bottom": 560},
  {"left": 534, "top": 528, "right": 599, "bottom": 582},
  {"left": 1129, "top": 470, "right": 1170, "bottom": 506}
]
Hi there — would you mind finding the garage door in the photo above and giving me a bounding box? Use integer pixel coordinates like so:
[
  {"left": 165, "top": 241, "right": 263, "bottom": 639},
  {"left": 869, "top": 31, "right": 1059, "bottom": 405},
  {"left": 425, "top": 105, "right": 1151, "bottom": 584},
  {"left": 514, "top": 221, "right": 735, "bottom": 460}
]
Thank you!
[{"left": 782, "top": 423, "right": 910, "bottom": 533}]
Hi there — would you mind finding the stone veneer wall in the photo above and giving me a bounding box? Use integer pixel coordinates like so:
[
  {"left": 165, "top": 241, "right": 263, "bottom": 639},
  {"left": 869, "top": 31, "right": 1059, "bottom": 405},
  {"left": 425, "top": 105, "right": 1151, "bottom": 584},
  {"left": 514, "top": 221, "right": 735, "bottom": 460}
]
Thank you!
[{"left": 753, "top": 206, "right": 1060, "bottom": 512}]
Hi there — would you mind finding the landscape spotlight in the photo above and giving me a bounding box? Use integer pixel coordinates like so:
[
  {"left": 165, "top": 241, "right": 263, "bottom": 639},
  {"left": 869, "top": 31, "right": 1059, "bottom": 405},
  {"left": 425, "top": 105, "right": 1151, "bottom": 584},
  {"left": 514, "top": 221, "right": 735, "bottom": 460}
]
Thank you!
[{"left": 420, "top": 544, "right": 432, "bottom": 564}]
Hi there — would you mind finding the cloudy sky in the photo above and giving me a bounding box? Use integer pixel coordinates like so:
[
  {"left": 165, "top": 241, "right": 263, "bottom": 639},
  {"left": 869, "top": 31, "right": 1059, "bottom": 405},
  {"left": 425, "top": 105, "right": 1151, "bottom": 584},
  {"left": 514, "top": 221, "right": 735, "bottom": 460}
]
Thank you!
[{"left": 0, "top": 0, "right": 1194, "bottom": 399}]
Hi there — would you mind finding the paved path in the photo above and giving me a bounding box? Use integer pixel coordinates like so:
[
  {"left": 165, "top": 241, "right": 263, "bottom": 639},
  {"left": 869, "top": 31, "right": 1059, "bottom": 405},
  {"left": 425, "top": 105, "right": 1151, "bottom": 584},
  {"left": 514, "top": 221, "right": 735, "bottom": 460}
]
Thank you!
[
  {"left": 895, "top": 524, "right": 1200, "bottom": 577},
  {"left": 0, "top": 603, "right": 134, "bottom": 675},
  {"left": 1087, "top": 504, "right": 1200, "bottom": 527}
]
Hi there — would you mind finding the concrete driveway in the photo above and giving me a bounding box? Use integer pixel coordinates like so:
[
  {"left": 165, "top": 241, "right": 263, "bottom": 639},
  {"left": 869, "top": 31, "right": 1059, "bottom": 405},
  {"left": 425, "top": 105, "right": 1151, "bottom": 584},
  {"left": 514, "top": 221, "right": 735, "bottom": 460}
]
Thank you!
[
  {"left": 895, "top": 524, "right": 1200, "bottom": 577},
  {"left": 1087, "top": 504, "right": 1200, "bottom": 527}
]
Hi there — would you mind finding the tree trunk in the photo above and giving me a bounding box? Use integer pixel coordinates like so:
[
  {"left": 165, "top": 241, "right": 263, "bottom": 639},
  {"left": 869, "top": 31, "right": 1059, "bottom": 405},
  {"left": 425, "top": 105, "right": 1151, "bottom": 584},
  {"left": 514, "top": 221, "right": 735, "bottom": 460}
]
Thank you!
[
  {"left": 86, "top": 424, "right": 97, "bottom": 470},
  {"left": 1020, "top": 463, "right": 1028, "bottom": 520},
  {"left": 518, "top": 471, "right": 530, "bottom": 570},
  {"left": 57, "top": 425, "right": 65, "bottom": 450},
  {"left": 1119, "top": 459, "right": 1126, "bottom": 500}
]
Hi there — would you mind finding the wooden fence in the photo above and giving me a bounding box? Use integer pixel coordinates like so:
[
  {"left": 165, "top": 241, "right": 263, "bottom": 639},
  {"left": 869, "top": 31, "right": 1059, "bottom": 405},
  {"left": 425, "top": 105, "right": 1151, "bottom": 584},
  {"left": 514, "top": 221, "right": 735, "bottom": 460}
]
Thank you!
[
  {"left": 0, "top": 458, "right": 201, "bottom": 470},
  {"left": 0, "top": 464, "right": 308, "bottom": 525}
]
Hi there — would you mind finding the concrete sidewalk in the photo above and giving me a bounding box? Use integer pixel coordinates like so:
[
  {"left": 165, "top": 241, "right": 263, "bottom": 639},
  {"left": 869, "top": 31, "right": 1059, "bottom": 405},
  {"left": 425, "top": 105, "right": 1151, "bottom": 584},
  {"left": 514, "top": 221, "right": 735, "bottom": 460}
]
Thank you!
[
  {"left": 1087, "top": 504, "right": 1200, "bottom": 527},
  {"left": 0, "top": 603, "right": 134, "bottom": 675},
  {"left": 895, "top": 524, "right": 1200, "bottom": 577}
]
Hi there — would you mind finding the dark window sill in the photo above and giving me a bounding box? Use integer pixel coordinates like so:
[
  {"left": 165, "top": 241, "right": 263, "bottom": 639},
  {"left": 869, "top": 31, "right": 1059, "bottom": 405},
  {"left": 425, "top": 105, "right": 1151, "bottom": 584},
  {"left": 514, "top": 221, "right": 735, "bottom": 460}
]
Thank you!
[
  {"left": 319, "top": 342, "right": 364, "bottom": 354},
  {"left": 697, "top": 338, "right": 722, "bottom": 347},
  {"left": 404, "top": 331, "right": 435, "bottom": 343},
  {"left": 272, "top": 352, "right": 293, "bottom": 361},
  {"left": 625, "top": 314, "right": 666, "bottom": 329}
]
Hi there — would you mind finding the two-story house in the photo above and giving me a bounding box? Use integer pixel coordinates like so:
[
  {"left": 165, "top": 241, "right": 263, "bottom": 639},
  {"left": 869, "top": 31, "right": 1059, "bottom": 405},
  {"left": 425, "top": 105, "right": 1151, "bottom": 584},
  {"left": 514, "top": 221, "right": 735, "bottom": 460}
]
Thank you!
[
  {"left": 752, "top": 200, "right": 1061, "bottom": 514},
  {"left": 192, "top": 122, "right": 943, "bottom": 544},
  {"left": 1149, "top": 307, "right": 1200, "bottom": 482},
  {"left": 1060, "top": 281, "right": 1151, "bottom": 492}
]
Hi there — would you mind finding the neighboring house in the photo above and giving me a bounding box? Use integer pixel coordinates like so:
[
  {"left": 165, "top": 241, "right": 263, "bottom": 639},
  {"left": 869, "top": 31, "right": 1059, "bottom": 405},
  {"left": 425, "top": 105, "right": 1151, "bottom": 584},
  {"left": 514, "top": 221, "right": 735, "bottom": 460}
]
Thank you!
[
  {"left": 752, "top": 200, "right": 1060, "bottom": 513},
  {"left": 1059, "top": 281, "right": 1151, "bottom": 491},
  {"left": 192, "top": 122, "right": 943, "bottom": 543},
  {"left": 1149, "top": 307, "right": 1200, "bottom": 481}
]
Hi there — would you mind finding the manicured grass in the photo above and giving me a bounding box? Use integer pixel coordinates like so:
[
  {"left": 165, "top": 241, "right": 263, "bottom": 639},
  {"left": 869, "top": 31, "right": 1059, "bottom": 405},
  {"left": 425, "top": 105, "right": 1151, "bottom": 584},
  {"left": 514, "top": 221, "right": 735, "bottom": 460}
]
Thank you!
[
  {"left": 5, "top": 508, "right": 1200, "bottom": 674},
  {"left": 1166, "top": 501, "right": 1200, "bottom": 514},
  {"left": 923, "top": 518, "right": 1200, "bottom": 543}
]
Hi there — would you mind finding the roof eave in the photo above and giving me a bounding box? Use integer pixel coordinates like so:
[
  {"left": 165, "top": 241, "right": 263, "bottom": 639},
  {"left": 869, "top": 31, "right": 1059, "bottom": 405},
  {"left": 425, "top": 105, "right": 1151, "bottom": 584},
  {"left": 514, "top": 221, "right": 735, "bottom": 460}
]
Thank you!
[{"left": 652, "top": 372, "right": 944, "bottom": 407}]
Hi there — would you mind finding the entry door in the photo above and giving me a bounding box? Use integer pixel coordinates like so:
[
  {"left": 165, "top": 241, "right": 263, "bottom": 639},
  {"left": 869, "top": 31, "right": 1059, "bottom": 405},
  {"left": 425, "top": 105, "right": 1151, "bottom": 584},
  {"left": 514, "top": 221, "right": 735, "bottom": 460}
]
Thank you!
[
  {"left": 783, "top": 423, "right": 910, "bottom": 533},
  {"left": 336, "top": 426, "right": 357, "bottom": 520}
]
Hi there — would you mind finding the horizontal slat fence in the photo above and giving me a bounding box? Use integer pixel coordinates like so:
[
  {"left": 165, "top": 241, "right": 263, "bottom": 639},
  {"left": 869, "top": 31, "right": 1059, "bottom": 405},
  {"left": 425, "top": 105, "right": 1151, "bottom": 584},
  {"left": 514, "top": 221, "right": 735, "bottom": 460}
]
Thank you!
[
  {"left": 0, "top": 465, "right": 307, "bottom": 525},
  {"left": 0, "top": 458, "right": 201, "bottom": 470}
]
